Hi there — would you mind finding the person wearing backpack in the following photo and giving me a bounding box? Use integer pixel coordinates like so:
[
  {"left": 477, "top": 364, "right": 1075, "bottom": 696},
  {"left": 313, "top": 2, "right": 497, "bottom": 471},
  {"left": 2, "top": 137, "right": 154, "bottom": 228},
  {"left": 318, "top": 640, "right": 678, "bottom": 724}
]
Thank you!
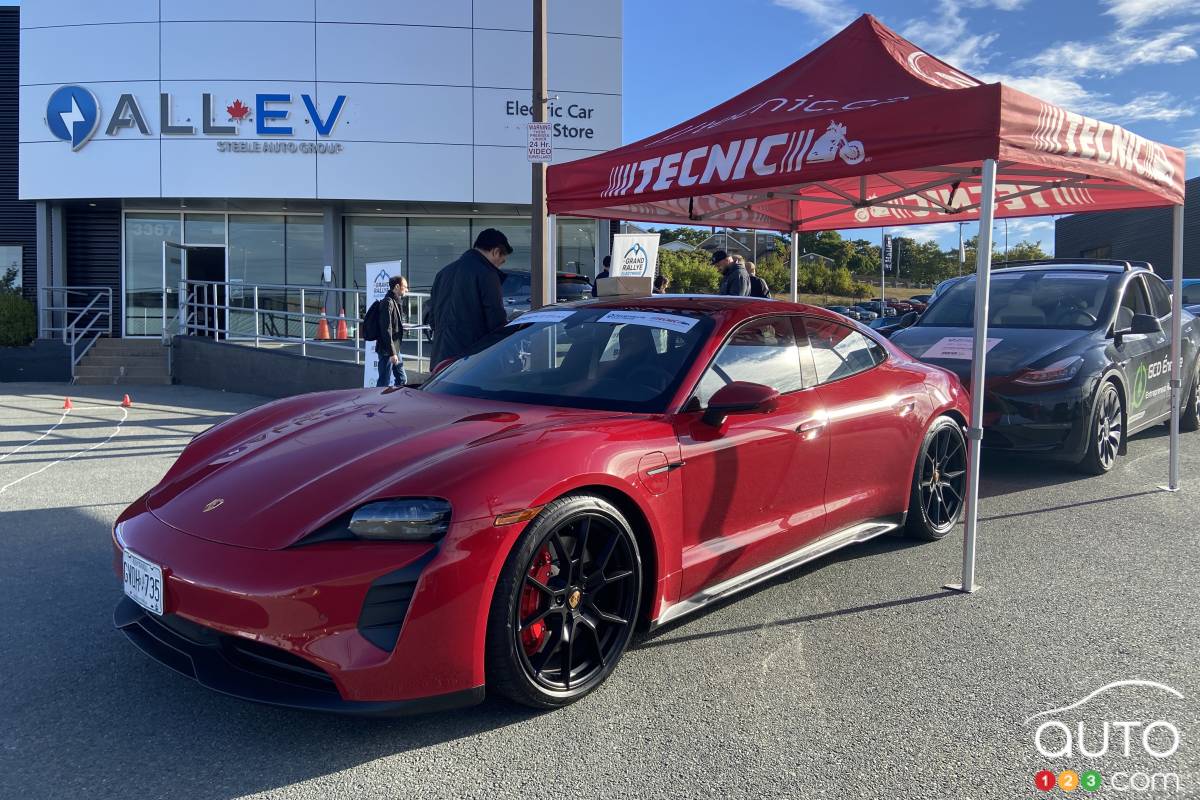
[{"left": 367, "top": 275, "right": 409, "bottom": 387}]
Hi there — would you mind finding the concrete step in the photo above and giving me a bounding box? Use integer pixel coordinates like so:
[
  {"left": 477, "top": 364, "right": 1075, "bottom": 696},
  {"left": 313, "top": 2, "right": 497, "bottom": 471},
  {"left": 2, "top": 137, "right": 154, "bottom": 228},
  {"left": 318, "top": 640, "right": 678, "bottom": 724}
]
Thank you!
[
  {"left": 80, "top": 354, "right": 169, "bottom": 367},
  {"left": 74, "top": 364, "right": 170, "bottom": 379},
  {"left": 74, "top": 375, "right": 172, "bottom": 386},
  {"left": 89, "top": 339, "right": 166, "bottom": 354}
]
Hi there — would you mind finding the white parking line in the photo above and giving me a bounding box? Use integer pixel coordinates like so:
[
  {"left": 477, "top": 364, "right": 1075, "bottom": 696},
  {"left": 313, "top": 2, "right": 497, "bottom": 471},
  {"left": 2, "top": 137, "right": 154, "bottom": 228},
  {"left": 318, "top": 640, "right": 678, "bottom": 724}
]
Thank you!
[
  {"left": 0, "top": 407, "right": 72, "bottom": 462},
  {"left": 0, "top": 407, "right": 129, "bottom": 495}
]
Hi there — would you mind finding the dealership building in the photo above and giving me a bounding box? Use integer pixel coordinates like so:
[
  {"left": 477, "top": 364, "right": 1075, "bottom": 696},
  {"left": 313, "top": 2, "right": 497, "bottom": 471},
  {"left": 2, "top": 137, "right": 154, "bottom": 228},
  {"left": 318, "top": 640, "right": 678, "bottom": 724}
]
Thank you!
[{"left": 3, "top": 0, "right": 621, "bottom": 338}]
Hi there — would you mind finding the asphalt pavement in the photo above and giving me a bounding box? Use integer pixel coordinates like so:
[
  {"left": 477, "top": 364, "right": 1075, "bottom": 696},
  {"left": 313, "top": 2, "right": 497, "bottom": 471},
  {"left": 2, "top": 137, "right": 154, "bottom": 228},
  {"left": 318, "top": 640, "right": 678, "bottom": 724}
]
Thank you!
[{"left": 0, "top": 382, "right": 1197, "bottom": 800}]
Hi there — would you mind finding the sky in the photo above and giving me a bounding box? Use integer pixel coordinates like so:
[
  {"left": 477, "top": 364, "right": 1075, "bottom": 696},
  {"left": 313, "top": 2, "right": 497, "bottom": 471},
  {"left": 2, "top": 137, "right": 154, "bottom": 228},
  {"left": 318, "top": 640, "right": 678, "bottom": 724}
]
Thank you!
[{"left": 623, "top": 0, "right": 1200, "bottom": 254}]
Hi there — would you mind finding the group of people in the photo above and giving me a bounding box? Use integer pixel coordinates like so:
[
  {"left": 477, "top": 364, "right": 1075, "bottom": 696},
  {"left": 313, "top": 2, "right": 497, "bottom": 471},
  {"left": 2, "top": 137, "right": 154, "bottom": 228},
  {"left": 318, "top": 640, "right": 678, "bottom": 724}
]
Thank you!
[{"left": 371, "top": 230, "right": 772, "bottom": 387}]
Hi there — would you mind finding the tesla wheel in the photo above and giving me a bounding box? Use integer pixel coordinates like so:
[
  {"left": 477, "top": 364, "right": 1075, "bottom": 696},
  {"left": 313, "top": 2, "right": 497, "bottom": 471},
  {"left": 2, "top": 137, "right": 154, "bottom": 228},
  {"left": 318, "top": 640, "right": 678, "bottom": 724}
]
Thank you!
[
  {"left": 1079, "top": 380, "right": 1123, "bottom": 475},
  {"left": 486, "top": 495, "right": 642, "bottom": 709},
  {"left": 906, "top": 416, "right": 967, "bottom": 541},
  {"left": 1181, "top": 364, "right": 1200, "bottom": 433}
]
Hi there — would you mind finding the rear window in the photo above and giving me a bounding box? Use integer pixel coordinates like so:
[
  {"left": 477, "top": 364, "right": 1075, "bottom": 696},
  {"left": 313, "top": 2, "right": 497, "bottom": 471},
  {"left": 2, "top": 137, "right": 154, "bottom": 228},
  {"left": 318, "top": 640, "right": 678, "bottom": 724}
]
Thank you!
[
  {"left": 1184, "top": 282, "right": 1200, "bottom": 306},
  {"left": 919, "top": 271, "right": 1118, "bottom": 330}
]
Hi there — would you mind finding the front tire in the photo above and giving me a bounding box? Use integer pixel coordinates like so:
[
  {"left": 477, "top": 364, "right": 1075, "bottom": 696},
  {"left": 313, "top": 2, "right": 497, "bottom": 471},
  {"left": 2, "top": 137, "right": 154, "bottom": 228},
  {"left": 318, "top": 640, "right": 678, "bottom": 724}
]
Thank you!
[
  {"left": 485, "top": 495, "right": 642, "bottom": 709},
  {"left": 1180, "top": 363, "right": 1200, "bottom": 433},
  {"left": 1079, "top": 380, "right": 1123, "bottom": 475},
  {"left": 906, "top": 416, "right": 967, "bottom": 541}
]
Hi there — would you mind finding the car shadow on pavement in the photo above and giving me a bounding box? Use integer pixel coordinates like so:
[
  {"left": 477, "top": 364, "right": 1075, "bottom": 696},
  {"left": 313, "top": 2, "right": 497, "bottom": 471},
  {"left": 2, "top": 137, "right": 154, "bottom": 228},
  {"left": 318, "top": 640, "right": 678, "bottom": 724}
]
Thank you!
[{"left": 0, "top": 506, "right": 544, "bottom": 800}]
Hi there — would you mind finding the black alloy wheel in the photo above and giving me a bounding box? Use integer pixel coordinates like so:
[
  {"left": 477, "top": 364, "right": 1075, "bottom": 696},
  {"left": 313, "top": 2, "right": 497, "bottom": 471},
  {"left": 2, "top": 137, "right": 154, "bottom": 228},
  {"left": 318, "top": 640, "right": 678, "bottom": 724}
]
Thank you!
[
  {"left": 1181, "top": 364, "right": 1200, "bottom": 433},
  {"left": 1080, "top": 381, "right": 1123, "bottom": 475},
  {"left": 906, "top": 416, "right": 967, "bottom": 541},
  {"left": 486, "top": 495, "right": 642, "bottom": 708}
]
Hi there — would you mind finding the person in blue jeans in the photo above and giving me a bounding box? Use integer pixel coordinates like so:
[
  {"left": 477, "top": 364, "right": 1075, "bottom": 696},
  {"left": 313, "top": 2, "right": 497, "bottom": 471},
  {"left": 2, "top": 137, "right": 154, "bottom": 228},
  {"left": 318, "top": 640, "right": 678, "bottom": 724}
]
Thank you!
[{"left": 376, "top": 275, "right": 409, "bottom": 387}]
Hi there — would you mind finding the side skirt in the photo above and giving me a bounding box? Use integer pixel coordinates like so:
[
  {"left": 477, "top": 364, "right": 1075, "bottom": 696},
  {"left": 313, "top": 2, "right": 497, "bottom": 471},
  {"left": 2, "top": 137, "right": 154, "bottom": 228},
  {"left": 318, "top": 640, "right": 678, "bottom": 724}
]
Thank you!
[{"left": 649, "top": 515, "right": 903, "bottom": 630}]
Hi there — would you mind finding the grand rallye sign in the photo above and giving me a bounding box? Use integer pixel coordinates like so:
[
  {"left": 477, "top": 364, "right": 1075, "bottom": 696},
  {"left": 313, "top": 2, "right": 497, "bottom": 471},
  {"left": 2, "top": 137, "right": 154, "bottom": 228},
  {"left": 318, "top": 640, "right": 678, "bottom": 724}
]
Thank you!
[{"left": 43, "top": 85, "right": 347, "bottom": 154}]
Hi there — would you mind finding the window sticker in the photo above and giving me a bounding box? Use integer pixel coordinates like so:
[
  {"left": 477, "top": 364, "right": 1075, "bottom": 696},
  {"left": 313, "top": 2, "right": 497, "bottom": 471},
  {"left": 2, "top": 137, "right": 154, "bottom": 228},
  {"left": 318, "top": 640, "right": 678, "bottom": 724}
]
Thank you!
[
  {"left": 505, "top": 309, "right": 576, "bottom": 326},
  {"left": 923, "top": 336, "right": 1002, "bottom": 359},
  {"left": 596, "top": 310, "right": 699, "bottom": 333}
]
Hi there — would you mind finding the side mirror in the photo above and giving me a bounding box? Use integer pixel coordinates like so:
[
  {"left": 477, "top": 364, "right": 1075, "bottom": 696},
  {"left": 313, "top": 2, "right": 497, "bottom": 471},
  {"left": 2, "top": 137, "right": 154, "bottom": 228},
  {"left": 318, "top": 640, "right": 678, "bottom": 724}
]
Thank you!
[
  {"left": 702, "top": 382, "right": 780, "bottom": 427},
  {"left": 1130, "top": 313, "right": 1163, "bottom": 335},
  {"left": 897, "top": 311, "right": 919, "bottom": 329}
]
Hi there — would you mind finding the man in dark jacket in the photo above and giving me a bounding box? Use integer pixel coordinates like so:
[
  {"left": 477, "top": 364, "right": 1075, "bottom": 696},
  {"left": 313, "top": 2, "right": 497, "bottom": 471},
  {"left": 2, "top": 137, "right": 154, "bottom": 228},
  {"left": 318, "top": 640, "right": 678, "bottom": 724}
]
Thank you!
[
  {"left": 747, "top": 261, "right": 771, "bottom": 298},
  {"left": 591, "top": 255, "right": 611, "bottom": 297},
  {"left": 713, "top": 250, "right": 750, "bottom": 296},
  {"left": 427, "top": 228, "right": 512, "bottom": 365},
  {"left": 376, "top": 275, "right": 408, "bottom": 387}
]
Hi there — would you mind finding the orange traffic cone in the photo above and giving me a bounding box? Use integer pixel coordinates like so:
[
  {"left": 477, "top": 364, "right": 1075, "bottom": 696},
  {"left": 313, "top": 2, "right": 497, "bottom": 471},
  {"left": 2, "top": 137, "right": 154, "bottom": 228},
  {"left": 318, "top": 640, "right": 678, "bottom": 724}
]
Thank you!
[
  {"left": 62, "top": 397, "right": 73, "bottom": 410},
  {"left": 335, "top": 308, "right": 349, "bottom": 340},
  {"left": 121, "top": 394, "right": 132, "bottom": 408},
  {"left": 316, "top": 307, "right": 331, "bottom": 340}
]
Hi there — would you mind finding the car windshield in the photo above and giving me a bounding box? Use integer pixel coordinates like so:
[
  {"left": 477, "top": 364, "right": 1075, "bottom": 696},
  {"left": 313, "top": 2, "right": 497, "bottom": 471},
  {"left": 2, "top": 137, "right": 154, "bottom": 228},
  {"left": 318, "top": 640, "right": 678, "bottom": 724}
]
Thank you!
[
  {"left": 422, "top": 307, "right": 714, "bottom": 412},
  {"left": 918, "top": 271, "right": 1119, "bottom": 330}
]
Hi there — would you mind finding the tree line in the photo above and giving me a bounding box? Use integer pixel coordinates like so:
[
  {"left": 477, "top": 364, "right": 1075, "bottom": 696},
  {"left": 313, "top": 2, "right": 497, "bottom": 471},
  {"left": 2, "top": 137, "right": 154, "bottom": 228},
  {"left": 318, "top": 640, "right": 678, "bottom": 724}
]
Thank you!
[{"left": 648, "top": 226, "right": 1049, "bottom": 297}]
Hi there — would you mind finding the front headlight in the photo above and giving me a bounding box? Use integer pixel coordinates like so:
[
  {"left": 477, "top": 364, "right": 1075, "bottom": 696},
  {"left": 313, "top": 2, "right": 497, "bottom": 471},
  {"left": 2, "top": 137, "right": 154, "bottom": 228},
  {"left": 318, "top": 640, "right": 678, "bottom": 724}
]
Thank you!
[
  {"left": 1013, "top": 356, "right": 1084, "bottom": 385},
  {"left": 348, "top": 498, "right": 452, "bottom": 541}
]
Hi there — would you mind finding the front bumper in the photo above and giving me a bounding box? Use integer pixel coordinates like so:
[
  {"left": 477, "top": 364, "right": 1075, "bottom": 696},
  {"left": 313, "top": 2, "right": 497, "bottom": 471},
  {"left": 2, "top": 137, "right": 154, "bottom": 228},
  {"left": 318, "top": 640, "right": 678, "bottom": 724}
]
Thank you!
[
  {"left": 113, "top": 505, "right": 511, "bottom": 712},
  {"left": 978, "top": 381, "right": 1093, "bottom": 460}
]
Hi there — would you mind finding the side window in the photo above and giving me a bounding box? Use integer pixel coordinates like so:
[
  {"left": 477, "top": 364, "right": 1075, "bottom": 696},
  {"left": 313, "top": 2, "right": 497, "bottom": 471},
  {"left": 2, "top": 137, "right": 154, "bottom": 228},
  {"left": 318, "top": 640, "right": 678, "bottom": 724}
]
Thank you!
[
  {"left": 1116, "top": 277, "right": 1150, "bottom": 329},
  {"left": 1145, "top": 276, "right": 1173, "bottom": 318},
  {"left": 694, "top": 316, "right": 803, "bottom": 406},
  {"left": 1183, "top": 282, "right": 1200, "bottom": 306},
  {"left": 803, "top": 317, "right": 886, "bottom": 384}
]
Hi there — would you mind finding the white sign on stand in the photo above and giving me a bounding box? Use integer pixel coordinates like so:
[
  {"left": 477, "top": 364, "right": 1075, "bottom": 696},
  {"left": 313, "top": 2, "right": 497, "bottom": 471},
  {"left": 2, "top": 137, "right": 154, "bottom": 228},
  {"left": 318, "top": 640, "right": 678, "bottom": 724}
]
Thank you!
[
  {"left": 527, "top": 122, "right": 553, "bottom": 163},
  {"left": 611, "top": 233, "right": 660, "bottom": 278},
  {"left": 364, "top": 260, "right": 403, "bottom": 387}
]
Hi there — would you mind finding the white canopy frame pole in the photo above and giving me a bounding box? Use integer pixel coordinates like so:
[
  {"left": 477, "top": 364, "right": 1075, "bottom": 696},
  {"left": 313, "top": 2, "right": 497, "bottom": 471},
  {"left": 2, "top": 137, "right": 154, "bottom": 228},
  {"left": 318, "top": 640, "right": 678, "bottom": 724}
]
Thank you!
[
  {"left": 947, "top": 158, "right": 998, "bottom": 594},
  {"left": 1165, "top": 204, "right": 1185, "bottom": 491},
  {"left": 789, "top": 200, "right": 799, "bottom": 302}
]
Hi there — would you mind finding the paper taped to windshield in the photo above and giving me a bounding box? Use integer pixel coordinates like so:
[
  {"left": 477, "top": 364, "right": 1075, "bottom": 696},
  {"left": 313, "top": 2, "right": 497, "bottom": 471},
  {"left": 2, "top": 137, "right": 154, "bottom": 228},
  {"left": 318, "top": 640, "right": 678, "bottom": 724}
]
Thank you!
[{"left": 596, "top": 310, "right": 699, "bottom": 333}]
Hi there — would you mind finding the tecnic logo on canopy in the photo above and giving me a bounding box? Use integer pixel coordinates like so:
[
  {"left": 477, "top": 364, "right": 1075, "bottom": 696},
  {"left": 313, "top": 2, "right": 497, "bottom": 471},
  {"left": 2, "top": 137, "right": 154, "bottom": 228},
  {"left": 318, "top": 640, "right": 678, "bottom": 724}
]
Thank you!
[{"left": 44, "top": 86, "right": 348, "bottom": 151}]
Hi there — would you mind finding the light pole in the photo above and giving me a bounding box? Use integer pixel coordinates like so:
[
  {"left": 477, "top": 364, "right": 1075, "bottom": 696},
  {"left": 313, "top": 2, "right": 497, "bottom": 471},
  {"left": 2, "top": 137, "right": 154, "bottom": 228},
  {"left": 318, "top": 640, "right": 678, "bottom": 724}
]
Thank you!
[
  {"left": 530, "top": 0, "right": 550, "bottom": 310},
  {"left": 958, "top": 221, "right": 966, "bottom": 276}
]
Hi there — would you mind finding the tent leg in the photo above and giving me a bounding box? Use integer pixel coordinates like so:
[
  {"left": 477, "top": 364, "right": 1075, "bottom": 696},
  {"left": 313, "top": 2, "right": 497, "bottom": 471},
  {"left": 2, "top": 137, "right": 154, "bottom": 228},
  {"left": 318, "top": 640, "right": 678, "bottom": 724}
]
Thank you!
[
  {"left": 946, "top": 158, "right": 997, "bottom": 595},
  {"left": 790, "top": 230, "right": 799, "bottom": 302},
  {"left": 1161, "top": 204, "right": 1185, "bottom": 492}
]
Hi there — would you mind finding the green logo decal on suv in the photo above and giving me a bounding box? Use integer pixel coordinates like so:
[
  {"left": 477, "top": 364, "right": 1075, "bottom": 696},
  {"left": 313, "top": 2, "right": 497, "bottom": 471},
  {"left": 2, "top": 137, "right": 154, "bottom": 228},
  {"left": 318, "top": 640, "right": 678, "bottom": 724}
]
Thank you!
[{"left": 1132, "top": 363, "right": 1148, "bottom": 409}]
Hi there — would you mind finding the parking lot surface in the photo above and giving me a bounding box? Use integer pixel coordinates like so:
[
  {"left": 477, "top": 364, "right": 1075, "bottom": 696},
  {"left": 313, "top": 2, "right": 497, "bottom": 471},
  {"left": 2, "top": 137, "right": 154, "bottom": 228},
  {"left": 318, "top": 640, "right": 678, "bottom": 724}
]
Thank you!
[{"left": 1, "top": 382, "right": 1197, "bottom": 800}]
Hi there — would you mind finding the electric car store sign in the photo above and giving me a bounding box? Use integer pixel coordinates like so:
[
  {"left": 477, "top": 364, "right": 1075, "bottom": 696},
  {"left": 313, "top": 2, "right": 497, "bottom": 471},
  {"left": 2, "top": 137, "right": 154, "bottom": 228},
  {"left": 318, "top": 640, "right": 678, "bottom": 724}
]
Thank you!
[{"left": 44, "top": 85, "right": 346, "bottom": 155}]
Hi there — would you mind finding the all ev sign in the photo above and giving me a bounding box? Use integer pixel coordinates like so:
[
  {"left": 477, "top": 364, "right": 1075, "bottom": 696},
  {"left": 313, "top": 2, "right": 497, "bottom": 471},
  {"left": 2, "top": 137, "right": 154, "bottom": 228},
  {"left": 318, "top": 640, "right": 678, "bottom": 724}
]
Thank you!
[{"left": 44, "top": 85, "right": 348, "bottom": 153}]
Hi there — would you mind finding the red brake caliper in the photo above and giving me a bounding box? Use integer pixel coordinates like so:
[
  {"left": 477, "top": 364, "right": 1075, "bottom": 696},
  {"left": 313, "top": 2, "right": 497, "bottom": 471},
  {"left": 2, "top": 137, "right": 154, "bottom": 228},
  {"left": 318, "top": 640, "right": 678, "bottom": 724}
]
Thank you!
[{"left": 520, "top": 546, "right": 554, "bottom": 655}]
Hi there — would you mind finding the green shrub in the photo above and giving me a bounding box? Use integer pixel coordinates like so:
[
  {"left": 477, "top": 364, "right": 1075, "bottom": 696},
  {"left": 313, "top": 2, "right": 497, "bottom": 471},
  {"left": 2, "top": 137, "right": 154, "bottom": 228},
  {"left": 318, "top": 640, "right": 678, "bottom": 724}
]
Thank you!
[
  {"left": 0, "top": 293, "right": 36, "bottom": 347},
  {"left": 658, "top": 250, "right": 719, "bottom": 294}
]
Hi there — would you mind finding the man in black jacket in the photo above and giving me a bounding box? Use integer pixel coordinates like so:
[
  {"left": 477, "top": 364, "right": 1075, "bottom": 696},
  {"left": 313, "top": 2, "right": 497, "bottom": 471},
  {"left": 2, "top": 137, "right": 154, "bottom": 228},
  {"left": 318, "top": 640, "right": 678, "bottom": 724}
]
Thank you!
[
  {"left": 747, "top": 261, "right": 771, "bottom": 298},
  {"left": 591, "top": 255, "right": 611, "bottom": 297},
  {"left": 376, "top": 275, "right": 408, "bottom": 387},
  {"left": 713, "top": 250, "right": 750, "bottom": 296},
  {"left": 428, "top": 228, "right": 512, "bottom": 365}
]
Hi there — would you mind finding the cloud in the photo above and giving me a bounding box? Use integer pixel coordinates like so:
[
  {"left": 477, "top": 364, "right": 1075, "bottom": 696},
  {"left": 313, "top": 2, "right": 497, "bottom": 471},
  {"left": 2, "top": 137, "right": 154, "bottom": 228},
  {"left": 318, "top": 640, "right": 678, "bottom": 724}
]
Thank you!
[
  {"left": 1022, "top": 27, "right": 1199, "bottom": 78},
  {"left": 1103, "top": 0, "right": 1200, "bottom": 30},
  {"left": 1183, "top": 129, "right": 1200, "bottom": 159},
  {"left": 981, "top": 70, "right": 1193, "bottom": 123},
  {"left": 771, "top": 0, "right": 856, "bottom": 34},
  {"left": 886, "top": 224, "right": 956, "bottom": 243},
  {"left": 901, "top": 0, "right": 998, "bottom": 71}
]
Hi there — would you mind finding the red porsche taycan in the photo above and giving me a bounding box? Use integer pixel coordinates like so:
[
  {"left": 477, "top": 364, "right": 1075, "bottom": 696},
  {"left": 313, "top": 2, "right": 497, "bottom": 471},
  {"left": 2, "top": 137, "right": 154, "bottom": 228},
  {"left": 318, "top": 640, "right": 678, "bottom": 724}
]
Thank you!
[{"left": 114, "top": 295, "right": 970, "bottom": 713}]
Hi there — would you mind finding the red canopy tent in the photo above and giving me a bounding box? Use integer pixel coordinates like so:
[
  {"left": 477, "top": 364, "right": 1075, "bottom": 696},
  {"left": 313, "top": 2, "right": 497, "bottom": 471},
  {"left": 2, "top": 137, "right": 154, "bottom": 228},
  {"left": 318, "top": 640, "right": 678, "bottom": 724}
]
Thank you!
[{"left": 547, "top": 13, "right": 1188, "bottom": 591}]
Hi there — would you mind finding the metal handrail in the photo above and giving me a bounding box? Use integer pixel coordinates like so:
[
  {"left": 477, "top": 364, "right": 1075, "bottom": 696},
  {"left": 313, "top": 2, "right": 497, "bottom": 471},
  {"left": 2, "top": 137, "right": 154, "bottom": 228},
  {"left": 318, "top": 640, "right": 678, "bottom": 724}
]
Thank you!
[
  {"left": 40, "top": 286, "right": 113, "bottom": 380},
  {"left": 165, "top": 278, "right": 431, "bottom": 372}
]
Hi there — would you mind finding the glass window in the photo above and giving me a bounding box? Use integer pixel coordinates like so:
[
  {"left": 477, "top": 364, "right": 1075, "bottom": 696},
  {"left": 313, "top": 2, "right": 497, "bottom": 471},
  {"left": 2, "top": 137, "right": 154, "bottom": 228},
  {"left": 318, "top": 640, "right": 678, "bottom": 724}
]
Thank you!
[
  {"left": 474, "top": 219, "right": 530, "bottom": 273},
  {"left": 0, "top": 245, "right": 21, "bottom": 290},
  {"left": 557, "top": 218, "right": 597, "bottom": 278},
  {"left": 286, "top": 216, "right": 326, "bottom": 338},
  {"left": 408, "top": 218, "right": 470, "bottom": 292},
  {"left": 1116, "top": 277, "right": 1150, "bottom": 330},
  {"left": 694, "top": 316, "right": 803, "bottom": 406},
  {"left": 1145, "top": 275, "right": 1173, "bottom": 318},
  {"left": 184, "top": 214, "right": 225, "bottom": 245},
  {"left": 345, "top": 217, "right": 406, "bottom": 295},
  {"left": 804, "top": 317, "right": 884, "bottom": 384},
  {"left": 423, "top": 307, "right": 712, "bottom": 413},
  {"left": 1182, "top": 282, "right": 1200, "bottom": 306},
  {"left": 229, "top": 215, "right": 284, "bottom": 337},
  {"left": 920, "top": 271, "right": 1118, "bottom": 330},
  {"left": 124, "top": 213, "right": 181, "bottom": 336}
]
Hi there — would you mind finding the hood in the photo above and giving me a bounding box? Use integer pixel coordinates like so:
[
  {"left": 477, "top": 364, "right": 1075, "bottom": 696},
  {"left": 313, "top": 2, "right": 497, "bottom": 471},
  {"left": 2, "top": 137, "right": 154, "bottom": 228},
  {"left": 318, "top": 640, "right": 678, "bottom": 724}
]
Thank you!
[
  {"left": 148, "top": 389, "right": 621, "bottom": 550},
  {"left": 890, "top": 325, "right": 1091, "bottom": 382}
]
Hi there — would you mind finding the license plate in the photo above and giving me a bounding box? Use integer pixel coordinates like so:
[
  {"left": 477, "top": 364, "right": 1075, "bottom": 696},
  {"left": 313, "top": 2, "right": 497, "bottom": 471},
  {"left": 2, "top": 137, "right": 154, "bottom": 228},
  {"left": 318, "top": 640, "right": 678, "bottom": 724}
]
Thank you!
[{"left": 123, "top": 550, "right": 164, "bottom": 616}]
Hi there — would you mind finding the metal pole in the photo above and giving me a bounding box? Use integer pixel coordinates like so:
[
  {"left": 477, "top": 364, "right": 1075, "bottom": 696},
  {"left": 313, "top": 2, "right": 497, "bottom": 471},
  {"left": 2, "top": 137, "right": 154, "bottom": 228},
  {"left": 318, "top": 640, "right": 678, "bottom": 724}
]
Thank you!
[
  {"left": 253, "top": 285, "right": 260, "bottom": 348},
  {"left": 300, "top": 287, "right": 307, "bottom": 357},
  {"left": 178, "top": 280, "right": 187, "bottom": 336},
  {"left": 948, "top": 158, "right": 998, "bottom": 595},
  {"left": 789, "top": 201, "right": 799, "bottom": 302},
  {"left": 1165, "top": 204, "right": 1185, "bottom": 491},
  {"left": 530, "top": 0, "right": 550, "bottom": 310},
  {"left": 548, "top": 213, "right": 557, "bottom": 304},
  {"left": 958, "top": 222, "right": 965, "bottom": 276},
  {"left": 880, "top": 229, "right": 886, "bottom": 314}
]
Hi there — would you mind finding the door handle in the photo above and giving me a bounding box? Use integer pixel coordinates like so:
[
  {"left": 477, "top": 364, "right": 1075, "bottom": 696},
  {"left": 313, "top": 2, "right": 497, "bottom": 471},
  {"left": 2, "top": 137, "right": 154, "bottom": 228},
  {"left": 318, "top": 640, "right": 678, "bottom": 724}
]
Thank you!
[
  {"left": 895, "top": 397, "right": 917, "bottom": 416},
  {"left": 797, "top": 418, "right": 826, "bottom": 436}
]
